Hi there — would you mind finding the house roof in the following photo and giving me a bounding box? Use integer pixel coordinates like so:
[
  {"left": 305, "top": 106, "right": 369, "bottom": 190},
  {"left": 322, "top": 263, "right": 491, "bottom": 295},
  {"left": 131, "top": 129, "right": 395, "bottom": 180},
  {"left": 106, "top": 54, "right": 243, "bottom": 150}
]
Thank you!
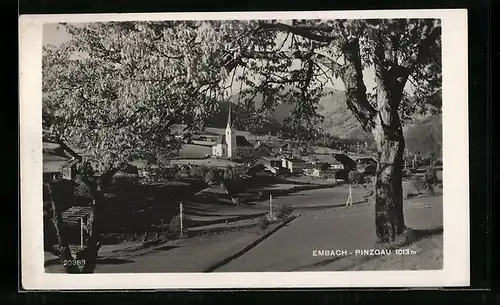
[
  {"left": 255, "top": 142, "right": 270, "bottom": 149},
  {"left": 282, "top": 157, "right": 306, "bottom": 163},
  {"left": 43, "top": 139, "right": 82, "bottom": 174},
  {"left": 43, "top": 161, "right": 66, "bottom": 174},
  {"left": 259, "top": 156, "right": 281, "bottom": 162},
  {"left": 43, "top": 152, "right": 69, "bottom": 162},
  {"left": 215, "top": 135, "right": 253, "bottom": 147},
  {"left": 333, "top": 153, "right": 357, "bottom": 168},
  {"left": 355, "top": 157, "right": 377, "bottom": 164},
  {"left": 61, "top": 206, "right": 93, "bottom": 224}
]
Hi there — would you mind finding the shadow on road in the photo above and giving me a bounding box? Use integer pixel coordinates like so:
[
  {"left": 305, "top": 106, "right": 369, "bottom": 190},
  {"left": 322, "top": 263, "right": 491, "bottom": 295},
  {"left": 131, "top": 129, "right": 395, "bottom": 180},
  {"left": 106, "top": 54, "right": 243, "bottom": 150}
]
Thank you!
[
  {"left": 289, "top": 255, "right": 348, "bottom": 271},
  {"left": 152, "top": 245, "right": 180, "bottom": 252},
  {"left": 97, "top": 258, "right": 135, "bottom": 265}
]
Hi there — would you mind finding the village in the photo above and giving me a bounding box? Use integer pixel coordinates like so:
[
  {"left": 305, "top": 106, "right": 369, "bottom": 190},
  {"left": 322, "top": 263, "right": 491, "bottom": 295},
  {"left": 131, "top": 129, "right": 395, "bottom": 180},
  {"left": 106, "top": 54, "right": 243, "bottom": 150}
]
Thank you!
[
  {"left": 39, "top": 17, "right": 446, "bottom": 274},
  {"left": 43, "top": 104, "right": 443, "bottom": 274}
]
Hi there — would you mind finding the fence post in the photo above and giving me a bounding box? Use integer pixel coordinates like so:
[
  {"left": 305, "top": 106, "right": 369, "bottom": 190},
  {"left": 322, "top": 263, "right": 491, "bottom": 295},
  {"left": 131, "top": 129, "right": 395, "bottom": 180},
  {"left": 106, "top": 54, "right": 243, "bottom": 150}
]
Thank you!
[
  {"left": 80, "top": 217, "right": 84, "bottom": 249},
  {"left": 269, "top": 194, "right": 273, "bottom": 220},
  {"left": 180, "top": 202, "right": 184, "bottom": 237}
]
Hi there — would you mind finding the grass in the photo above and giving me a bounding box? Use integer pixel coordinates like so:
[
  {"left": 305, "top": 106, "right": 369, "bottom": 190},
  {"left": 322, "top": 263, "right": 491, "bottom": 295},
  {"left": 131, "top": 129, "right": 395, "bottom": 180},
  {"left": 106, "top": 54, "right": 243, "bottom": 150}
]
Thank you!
[
  {"left": 177, "top": 144, "right": 212, "bottom": 159},
  {"left": 350, "top": 229, "right": 443, "bottom": 271}
]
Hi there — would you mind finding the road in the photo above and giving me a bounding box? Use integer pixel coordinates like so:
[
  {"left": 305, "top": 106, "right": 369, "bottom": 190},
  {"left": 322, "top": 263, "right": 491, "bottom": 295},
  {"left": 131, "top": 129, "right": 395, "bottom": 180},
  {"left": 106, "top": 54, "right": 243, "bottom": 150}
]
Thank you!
[
  {"left": 45, "top": 183, "right": 442, "bottom": 273},
  {"left": 214, "top": 185, "right": 443, "bottom": 272}
]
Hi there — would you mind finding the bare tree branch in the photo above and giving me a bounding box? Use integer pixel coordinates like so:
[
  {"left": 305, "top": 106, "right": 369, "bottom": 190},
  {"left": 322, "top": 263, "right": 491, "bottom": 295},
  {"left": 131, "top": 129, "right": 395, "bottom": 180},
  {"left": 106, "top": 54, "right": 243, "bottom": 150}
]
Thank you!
[{"left": 258, "top": 22, "right": 335, "bottom": 43}]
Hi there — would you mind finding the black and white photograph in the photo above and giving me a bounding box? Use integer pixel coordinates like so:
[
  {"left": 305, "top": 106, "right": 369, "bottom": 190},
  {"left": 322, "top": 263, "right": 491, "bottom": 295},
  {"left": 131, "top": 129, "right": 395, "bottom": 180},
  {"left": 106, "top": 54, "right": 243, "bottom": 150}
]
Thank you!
[{"left": 20, "top": 10, "right": 469, "bottom": 289}]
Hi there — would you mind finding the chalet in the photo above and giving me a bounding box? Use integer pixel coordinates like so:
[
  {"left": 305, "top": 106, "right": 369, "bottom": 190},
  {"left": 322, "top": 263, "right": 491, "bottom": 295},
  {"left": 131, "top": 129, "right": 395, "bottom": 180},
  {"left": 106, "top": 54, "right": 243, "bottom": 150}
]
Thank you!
[
  {"left": 254, "top": 157, "right": 288, "bottom": 175},
  {"left": 355, "top": 157, "right": 377, "bottom": 166},
  {"left": 255, "top": 156, "right": 282, "bottom": 168},
  {"left": 246, "top": 164, "right": 267, "bottom": 177},
  {"left": 281, "top": 157, "right": 312, "bottom": 174},
  {"left": 42, "top": 139, "right": 81, "bottom": 182},
  {"left": 305, "top": 168, "right": 337, "bottom": 180},
  {"left": 332, "top": 153, "right": 357, "bottom": 171}
]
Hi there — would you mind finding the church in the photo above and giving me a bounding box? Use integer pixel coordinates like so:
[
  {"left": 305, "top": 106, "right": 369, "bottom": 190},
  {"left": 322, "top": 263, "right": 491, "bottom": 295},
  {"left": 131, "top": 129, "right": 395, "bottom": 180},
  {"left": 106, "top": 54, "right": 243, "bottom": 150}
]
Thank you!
[{"left": 212, "top": 105, "right": 255, "bottom": 159}]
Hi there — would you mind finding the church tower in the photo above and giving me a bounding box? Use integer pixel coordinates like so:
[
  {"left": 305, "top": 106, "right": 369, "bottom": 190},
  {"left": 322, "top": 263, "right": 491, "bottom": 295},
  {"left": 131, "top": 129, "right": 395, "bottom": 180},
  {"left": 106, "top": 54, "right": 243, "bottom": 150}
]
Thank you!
[{"left": 225, "top": 104, "right": 236, "bottom": 158}]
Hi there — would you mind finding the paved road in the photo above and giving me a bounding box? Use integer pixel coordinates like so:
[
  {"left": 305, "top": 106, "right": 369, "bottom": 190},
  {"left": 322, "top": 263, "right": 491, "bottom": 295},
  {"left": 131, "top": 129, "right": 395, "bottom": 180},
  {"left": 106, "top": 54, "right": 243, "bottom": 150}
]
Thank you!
[{"left": 215, "top": 188, "right": 443, "bottom": 272}]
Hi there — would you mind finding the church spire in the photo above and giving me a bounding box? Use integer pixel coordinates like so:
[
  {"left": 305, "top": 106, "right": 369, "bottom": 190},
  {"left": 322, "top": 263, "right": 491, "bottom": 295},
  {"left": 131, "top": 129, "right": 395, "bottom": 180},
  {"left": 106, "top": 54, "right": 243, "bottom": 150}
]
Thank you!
[{"left": 226, "top": 103, "right": 233, "bottom": 129}]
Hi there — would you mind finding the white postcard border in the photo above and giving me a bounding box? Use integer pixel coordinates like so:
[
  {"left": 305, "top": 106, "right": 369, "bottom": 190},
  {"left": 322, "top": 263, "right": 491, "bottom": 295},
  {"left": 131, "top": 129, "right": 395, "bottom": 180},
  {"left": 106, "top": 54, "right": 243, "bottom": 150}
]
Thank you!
[{"left": 19, "top": 9, "right": 469, "bottom": 290}]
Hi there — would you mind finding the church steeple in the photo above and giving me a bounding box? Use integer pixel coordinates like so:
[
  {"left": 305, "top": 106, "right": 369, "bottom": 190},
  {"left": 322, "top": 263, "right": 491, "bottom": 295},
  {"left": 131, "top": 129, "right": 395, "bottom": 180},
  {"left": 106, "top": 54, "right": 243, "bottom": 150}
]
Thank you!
[
  {"left": 226, "top": 103, "right": 233, "bottom": 129},
  {"left": 225, "top": 103, "right": 236, "bottom": 158}
]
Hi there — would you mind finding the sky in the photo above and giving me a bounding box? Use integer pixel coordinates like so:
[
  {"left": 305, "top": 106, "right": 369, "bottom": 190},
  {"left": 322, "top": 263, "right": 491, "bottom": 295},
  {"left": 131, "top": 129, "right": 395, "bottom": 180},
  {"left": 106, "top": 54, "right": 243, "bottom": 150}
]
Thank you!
[{"left": 43, "top": 22, "right": 380, "bottom": 95}]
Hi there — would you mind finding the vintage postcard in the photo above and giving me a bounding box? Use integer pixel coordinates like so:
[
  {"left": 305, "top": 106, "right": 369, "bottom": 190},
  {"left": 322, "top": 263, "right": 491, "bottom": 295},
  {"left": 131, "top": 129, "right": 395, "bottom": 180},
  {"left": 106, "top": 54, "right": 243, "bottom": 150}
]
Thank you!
[{"left": 19, "top": 9, "right": 469, "bottom": 290}]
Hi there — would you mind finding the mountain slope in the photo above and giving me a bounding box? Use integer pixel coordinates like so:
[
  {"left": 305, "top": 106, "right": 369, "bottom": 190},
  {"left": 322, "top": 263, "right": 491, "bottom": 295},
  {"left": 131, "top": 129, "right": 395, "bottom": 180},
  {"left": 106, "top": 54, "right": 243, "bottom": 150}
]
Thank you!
[{"left": 207, "top": 88, "right": 441, "bottom": 151}]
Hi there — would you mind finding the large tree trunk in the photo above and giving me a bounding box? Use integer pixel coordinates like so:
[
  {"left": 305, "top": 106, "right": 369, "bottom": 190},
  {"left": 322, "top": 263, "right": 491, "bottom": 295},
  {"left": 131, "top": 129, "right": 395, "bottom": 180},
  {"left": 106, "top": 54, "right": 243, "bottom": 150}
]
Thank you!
[
  {"left": 372, "top": 115, "right": 406, "bottom": 243},
  {"left": 372, "top": 58, "right": 409, "bottom": 243},
  {"left": 79, "top": 167, "right": 119, "bottom": 273},
  {"left": 45, "top": 181, "right": 80, "bottom": 273},
  {"left": 333, "top": 37, "right": 409, "bottom": 244},
  {"left": 80, "top": 196, "right": 100, "bottom": 273}
]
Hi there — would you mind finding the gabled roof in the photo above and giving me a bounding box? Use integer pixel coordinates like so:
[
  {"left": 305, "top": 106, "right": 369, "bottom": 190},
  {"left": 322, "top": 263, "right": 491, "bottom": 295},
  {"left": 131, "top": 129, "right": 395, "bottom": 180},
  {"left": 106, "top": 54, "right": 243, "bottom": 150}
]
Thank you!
[
  {"left": 333, "top": 153, "right": 357, "bottom": 168},
  {"left": 255, "top": 142, "right": 270, "bottom": 149},
  {"left": 214, "top": 135, "right": 253, "bottom": 147},
  {"left": 282, "top": 157, "right": 306, "bottom": 163},
  {"left": 260, "top": 156, "right": 281, "bottom": 162},
  {"left": 355, "top": 157, "right": 377, "bottom": 164},
  {"left": 236, "top": 135, "right": 252, "bottom": 147}
]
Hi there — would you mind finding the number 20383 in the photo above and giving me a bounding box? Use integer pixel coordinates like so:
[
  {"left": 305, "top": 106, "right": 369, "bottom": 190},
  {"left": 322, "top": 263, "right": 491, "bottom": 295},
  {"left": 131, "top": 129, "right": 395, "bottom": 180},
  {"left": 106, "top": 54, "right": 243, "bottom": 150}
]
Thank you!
[{"left": 63, "top": 259, "right": 86, "bottom": 266}]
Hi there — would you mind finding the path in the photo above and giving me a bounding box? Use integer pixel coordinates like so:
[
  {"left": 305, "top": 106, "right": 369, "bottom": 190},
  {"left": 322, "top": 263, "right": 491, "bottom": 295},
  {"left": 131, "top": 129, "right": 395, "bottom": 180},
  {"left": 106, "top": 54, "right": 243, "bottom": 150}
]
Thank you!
[{"left": 214, "top": 194, "right": 442, "bottom": 272}]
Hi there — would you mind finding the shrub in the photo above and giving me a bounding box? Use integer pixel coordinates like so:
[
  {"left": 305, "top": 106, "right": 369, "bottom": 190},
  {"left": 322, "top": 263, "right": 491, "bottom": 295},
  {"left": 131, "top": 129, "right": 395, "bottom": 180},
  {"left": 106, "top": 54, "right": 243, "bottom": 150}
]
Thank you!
[
  {"left": 204, "top": 169, "right": 216, "bottom": 184},
  {"left": 168, "top": 215, "right": 191, "bottom": 236},
  {"left": 257, "top": 216, "right": 270, "bottom": 233},
  {"left": 411, "top": 176, "right": 426, "bottom": 195},
  {"left": 424, "top": 167, "right": 438, "bottom": 195},
  {"left": 189, "top": 165, "right": 208, "bottom": 180},
  {"left": 276, "top": 204, "right": 294, "bottom": 221},
  {"left": 348, "top": 170, "right": 365, "bottom": 184}
]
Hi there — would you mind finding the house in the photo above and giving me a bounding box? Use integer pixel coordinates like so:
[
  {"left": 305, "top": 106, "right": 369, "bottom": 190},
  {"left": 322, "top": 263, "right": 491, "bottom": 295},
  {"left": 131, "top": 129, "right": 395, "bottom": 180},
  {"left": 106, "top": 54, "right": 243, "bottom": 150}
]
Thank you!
[
  {"left": 281, "top": 157, "right": 312, "bottom": 174},
  {"left": 332, "top": 153, "right": 357, "bottom": 171},
  {"left": 357, "top": 162, "right": 377, "bottom": 175},
  {"left": 355, "top": 157, "right": 377, "bottom": 166},
  {"left": 246, "top": 164, "right": 267, "bottom": 177},
  {"left": 43, "top": 138, "right": 81, "bottom": 182},
  {"left": 305, "top": 168, "right": 337, "bottom": 180},
  {"left": 254, "top": 157, "right": 288, "bottom": 175},
  {"left": 212, "top": 105, "right": 255, "bottom": 159},
  {"left": 255, "top": 157, "right": 282, "bottom": 168},
  {"left": 254, "top": 142, "right": 272, "bottom": 158}
]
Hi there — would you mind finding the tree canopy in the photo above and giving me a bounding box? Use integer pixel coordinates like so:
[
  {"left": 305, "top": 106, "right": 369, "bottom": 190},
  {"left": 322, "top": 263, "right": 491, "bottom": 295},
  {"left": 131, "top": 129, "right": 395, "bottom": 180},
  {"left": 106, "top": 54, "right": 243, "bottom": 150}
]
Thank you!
[{"left": 43, "top": 19, "right": 441, "bottom": 177}]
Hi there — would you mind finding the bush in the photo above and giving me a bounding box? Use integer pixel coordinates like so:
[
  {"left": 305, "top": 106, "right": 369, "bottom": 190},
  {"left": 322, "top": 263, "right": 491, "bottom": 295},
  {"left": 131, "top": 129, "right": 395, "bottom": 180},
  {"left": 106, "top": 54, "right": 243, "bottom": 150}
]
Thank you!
[
  {"left": 276, "top": 204, "right": 294, "bottom": 221},
  {"left": 348, "top": 170, "right": 365, "bottom": 184},
  {"left": 204, "top": 169, "right": 216, "bottom": 184},
  {"left": 189, "top": 165, "right": 208, "bottom": 180},
  {"left": 257, "top": 216, "right": 270, "bottom": 233},
  {"left": 424, "top": 167, "right": 438, "bottom": 195},
  {"left": 168, "top": 215, "right": 191, "bottom": 236},
  {"left": 411, "top": 176, "right": 426, "bottom": 195}
]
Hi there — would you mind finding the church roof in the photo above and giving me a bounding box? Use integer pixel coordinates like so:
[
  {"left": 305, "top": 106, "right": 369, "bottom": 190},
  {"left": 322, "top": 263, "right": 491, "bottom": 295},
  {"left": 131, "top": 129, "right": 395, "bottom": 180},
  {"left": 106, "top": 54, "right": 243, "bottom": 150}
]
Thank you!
[{"left": 215, "top": 135, "right": 253, "bottom": 147}]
